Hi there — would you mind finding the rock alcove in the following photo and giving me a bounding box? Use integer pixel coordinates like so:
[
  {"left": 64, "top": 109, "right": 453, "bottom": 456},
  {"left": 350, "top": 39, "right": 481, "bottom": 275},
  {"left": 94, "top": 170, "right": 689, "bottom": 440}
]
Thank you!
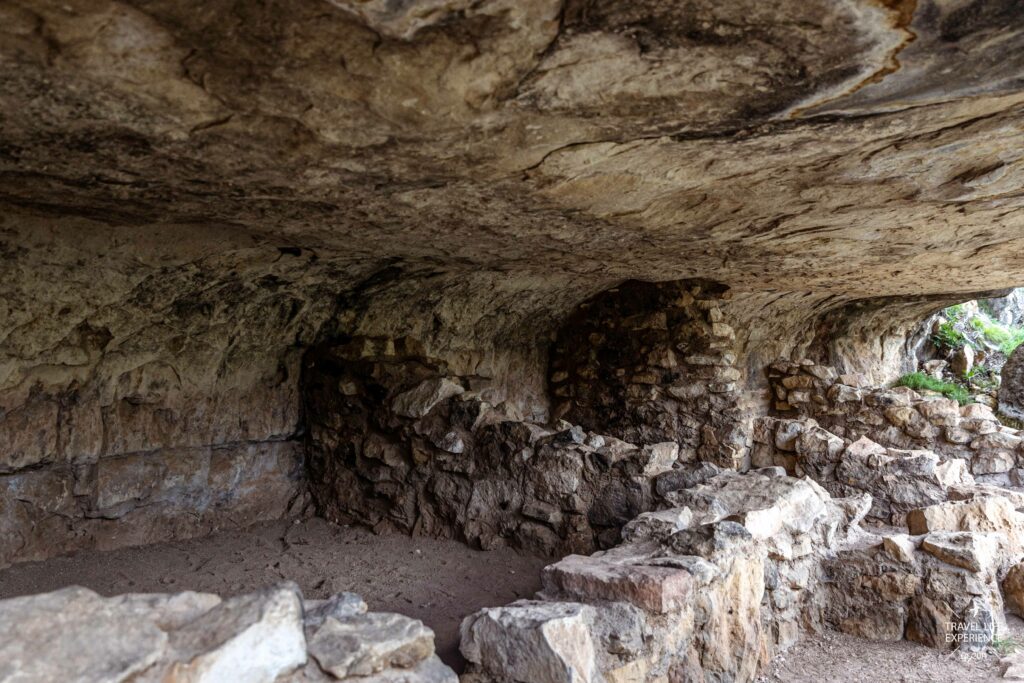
[{"left": 5, "top": 0, "right": 1024, "bottom": 681}]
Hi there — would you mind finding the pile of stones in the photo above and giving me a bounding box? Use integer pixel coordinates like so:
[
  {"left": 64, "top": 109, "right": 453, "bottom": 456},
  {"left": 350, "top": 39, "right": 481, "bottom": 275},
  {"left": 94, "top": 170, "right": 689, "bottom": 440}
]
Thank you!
[{"left": 0, "top": 583, "right": 455, "bottom": 683}]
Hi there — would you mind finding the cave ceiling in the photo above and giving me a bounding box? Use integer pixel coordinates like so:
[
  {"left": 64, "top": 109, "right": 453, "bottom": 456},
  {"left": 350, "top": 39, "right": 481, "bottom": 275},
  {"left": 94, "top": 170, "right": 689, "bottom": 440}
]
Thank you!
[{"left": 2, "top": 0, "right": 1024, "bottom": 377}]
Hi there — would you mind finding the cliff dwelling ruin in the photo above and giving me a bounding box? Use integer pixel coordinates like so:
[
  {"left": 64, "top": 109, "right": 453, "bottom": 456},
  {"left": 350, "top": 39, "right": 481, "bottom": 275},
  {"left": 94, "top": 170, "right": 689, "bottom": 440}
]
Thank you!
[{"left": 4, "top": 1, "right": 1024, "bottom": 681}]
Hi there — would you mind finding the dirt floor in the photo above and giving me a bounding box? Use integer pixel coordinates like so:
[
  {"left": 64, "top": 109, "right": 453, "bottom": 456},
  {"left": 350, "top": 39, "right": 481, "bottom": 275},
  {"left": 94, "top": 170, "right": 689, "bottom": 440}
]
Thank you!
[
  {"left": 0, "top": 517, "right": 1020, "bottom": 681},
  {"left": 0, "top": 517, "right": 548, "bottom": 670},
  {"left": 761, "top": 620, "right": 1024, "bottom": 683}
]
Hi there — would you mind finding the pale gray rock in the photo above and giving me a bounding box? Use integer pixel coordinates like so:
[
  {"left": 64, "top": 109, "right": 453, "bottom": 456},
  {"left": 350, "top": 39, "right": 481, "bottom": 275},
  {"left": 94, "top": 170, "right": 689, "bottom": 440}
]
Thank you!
[
  {"left": 921, "top": 532, "right": 999, "bottom": 573},
  {"left": 308, "top": 613, "right": 434, "bottom": 678},
  {"left": 0, "top": 586, "right": 169, "bottom": 683},
  {"left": 392, "top": 378, "right": 465, "bottom": 418},
  {"left": 109, "top": 592, "right": 223, "bottom": 631},
  {"left": 461, "top": 601, "right": 597, "bottom": 683},
  {"left": 621, "top": 508, "right": 693, "bottom": 543},
  {"left": 352, "top": 655, "right": 458, "bottom": 683},
  {"left": 158, "top": 584, "right": 307, "bottom": 683},
  {"left": 303, "top": 592, "right": 368, "bottom": 629},
  {"left": 639, "top": 442, "right": 679, "bottom": 477}
]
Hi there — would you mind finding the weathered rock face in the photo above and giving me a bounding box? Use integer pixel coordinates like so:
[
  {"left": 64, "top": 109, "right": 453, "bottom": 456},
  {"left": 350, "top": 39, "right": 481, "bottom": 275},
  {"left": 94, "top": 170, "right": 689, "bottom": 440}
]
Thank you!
[
  {"left": 7, "top": 5, "right": 1024, "bottom": 681},
  {"left": 3, "top": 0, "right": 1024, "bottom": 572}
]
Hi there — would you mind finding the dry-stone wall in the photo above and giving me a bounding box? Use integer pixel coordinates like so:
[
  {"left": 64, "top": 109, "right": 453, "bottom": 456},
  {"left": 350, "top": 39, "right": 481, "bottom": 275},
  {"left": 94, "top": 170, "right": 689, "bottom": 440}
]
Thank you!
[
  {"left": 459, "top": 464, "right": 1024, "bottom": 681},
  {"left": 763, "top": 358, "right": 1024, "bottom": 487},
  {"left": 304, "top": 336, "right": 692, "bottom": 556},
  {"left": 548, "top": 280, "right": 751, "bottom": 469},
  {"left": 1000, "top": 343, "right": 1024, "bottom": 422},
  {"left": 459, "top": 469, "right": 870, "bottom": 682}
]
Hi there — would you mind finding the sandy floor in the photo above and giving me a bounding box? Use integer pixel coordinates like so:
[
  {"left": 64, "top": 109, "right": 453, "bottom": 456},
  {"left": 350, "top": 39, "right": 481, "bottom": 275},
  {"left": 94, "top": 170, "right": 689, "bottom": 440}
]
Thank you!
[
  {"left": 0, "top": 518, "right": 1019, "bottom": 681},
  {"left": 0, "top": 518, "right": 547, "bottom": 670}
]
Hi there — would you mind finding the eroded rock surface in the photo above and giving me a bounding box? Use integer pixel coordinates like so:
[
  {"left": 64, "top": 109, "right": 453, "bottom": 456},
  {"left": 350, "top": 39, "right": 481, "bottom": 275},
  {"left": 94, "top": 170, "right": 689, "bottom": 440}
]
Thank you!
[
  {"left": 6, "top": 1, "right": 1024, "bottom": 680},
  {"left": 3, "top": 0, "right": 1024, "bottom": 563}
]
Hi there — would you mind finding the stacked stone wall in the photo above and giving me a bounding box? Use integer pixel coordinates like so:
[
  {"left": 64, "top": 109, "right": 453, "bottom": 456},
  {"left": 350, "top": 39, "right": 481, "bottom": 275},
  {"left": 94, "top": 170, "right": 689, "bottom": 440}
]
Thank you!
[
  {"left": 764, "top": 358, "right": 1024, "bottom": 486},
  {"left": 548, "top": 280, "right": 751, "bottom": 469},
  {"left": 304, "top": 336, "right": 691, "bottom": 556}
]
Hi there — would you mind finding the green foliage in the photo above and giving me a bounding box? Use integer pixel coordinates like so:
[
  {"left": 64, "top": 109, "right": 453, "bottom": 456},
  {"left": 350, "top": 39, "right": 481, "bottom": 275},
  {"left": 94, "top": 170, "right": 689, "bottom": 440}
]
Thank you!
[
  {"left": 944, "top": 303, "right": 966, "bottom": 319},
  {"left": 970, "top": 315, "right": 1024, "bottom": 356},
  {"left": 964, "top": 366, "right": 999, "bottom": 391},
  {"left": 895, "top": 372, "right": 972, "bottom": 405},
  {"left": 932, "top": 320, "right": 970, "bottom": 351}
]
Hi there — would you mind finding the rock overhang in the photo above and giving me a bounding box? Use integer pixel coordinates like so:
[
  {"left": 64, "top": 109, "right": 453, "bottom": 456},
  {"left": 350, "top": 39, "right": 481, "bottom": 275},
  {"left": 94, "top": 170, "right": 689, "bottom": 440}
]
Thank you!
[{"left": 4, "top": 0, "right": 1024, "bottom": 567}]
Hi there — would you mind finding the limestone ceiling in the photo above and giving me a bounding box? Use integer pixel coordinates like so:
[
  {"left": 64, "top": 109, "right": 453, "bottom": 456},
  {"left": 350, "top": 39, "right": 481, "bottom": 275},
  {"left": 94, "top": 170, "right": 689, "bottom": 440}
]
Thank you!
[{"left": 2, "top": 0, "right": 1024, "bottom": 361}]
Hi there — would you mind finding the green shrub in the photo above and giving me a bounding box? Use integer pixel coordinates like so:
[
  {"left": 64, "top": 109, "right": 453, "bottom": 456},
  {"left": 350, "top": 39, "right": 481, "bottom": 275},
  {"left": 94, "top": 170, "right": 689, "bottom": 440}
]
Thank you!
[
  {"left": 991, "top": 634, "right": 1024, "bottom": 655},
  {"left": 932, "top": 320, "right": 970, "bottom": 351},
  {"left": 944, "top": 303, "right": 966, "bottom": 319},
  {"left": 970, "top": 315, "right": 1024, "bottom": 355},
  {"left": 895, "top": 372, "right": 972, "bottom": 405}
]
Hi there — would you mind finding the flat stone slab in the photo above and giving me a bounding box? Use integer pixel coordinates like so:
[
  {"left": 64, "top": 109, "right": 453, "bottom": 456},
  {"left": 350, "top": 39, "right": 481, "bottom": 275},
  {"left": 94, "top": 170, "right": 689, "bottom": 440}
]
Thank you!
[
  {"left": 0, "top": 586, "right": 170, "bottom": 683},
  {"left": 921, "top": 532, "right": 999, "bottom": 573},
  {"left": 542, "top": 546, "right": 695, "bottom": 614}
]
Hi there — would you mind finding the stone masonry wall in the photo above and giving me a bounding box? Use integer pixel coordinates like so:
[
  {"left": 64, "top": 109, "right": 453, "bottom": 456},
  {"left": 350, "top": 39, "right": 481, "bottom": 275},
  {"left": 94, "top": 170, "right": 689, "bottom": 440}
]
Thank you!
[
  {"left": 460, "top": 469, "right": 870, "bottom": 682},
  {"left": 303, "top": 336, "right": 696, "bottom": 557},
  {"left": 764, "top": 358, "right": 1024, "bottom": 486},
  {"left": 549, "top": 280, "right": 751, "bottom": 469}
]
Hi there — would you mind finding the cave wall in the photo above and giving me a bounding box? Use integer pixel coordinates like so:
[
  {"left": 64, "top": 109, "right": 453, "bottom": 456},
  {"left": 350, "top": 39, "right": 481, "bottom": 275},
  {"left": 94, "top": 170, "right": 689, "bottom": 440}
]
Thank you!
[
  {"left": 0, "top": 214, "right": 327, "bottom": 565},
  {"left": 3, "top": 0, "right": 1024, "bottom": 573},
  {"left": 0, "top": 210, "right": 994, "bottom": 569}
]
